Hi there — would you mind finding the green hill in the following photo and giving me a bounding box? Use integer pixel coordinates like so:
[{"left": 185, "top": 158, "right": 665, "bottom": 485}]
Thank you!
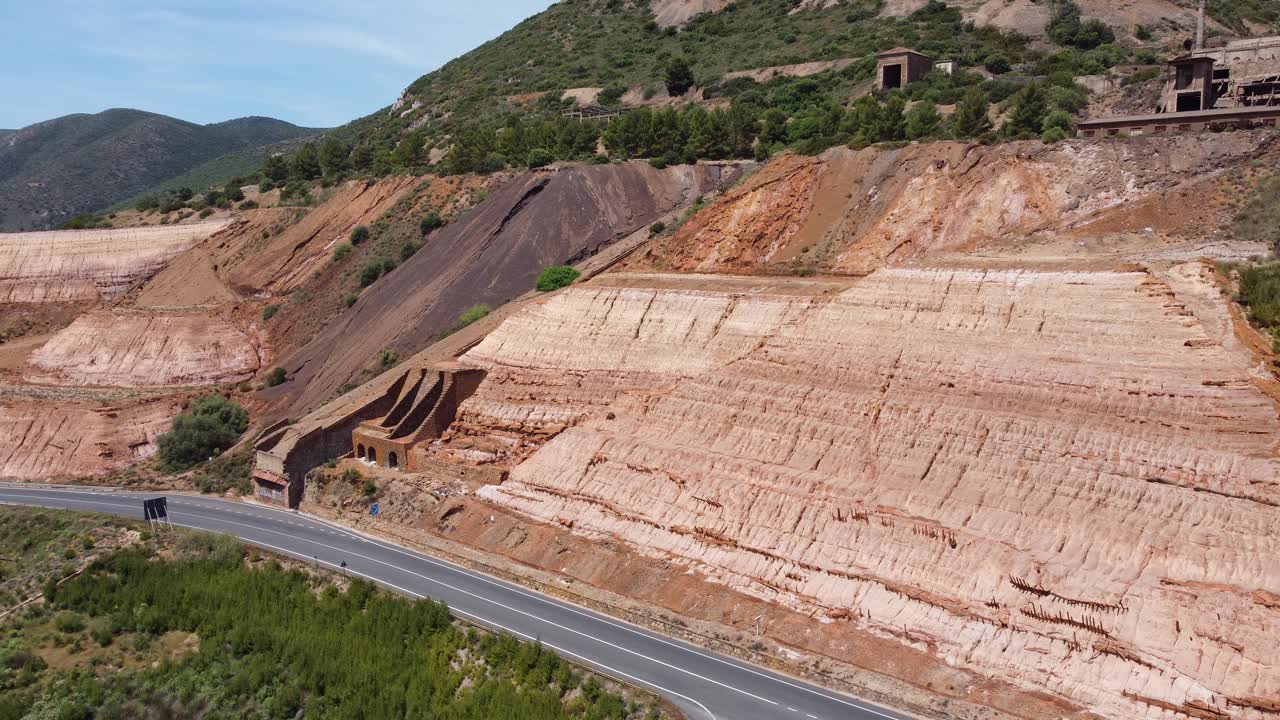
[{"left": 0, "top": 110, "right": 322, "bottom": 231}]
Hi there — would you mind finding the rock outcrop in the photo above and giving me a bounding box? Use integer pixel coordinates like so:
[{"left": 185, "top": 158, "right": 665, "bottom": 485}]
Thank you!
[
  {"left": 0, "top": 392, "right": 183, "bottom": 479},
  {"left": 0, "top": 222, "right": 227, "bottom": 303},
  {"left": 631, "top": 135, "right": 1275, "bottom": 275},
  {"left": 25, "top": 310, "right": 259, "bottom": 387},
  {"left": 456, "top": 265, "right": 1280, "bottom": 720}
]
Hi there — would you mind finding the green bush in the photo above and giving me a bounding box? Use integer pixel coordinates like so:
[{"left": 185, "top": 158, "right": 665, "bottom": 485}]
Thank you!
[
  {"left": 399, "top": 242, "right": 420, "bottom": 262},
  {"left": 262, "top": 304, "right": 281, "bottom": 321},
  {"left": 379, "top": 349, "right": 398, "bottom": 370},
  {"left": 526, "top": 147, "right": 554, "bottom": 168},
  {"left": 1239, "top": 263, "right": 1280, "bottom": 329},
  {"left": 343, "top": 292, "right": 360, "bottom": 308},
  {"left": 419, "top": 211, "right": 445, "bottom": 234},
  {"left": 55, "top": 611, "right": 85, "bottom": 634},
  {"left": 238, "top": 199, "right": 259, "bottom": 210},
  {"left": 460, "top": 304, "right": 492, "bottom": 327},
  {"left": 1041, "top": 127, "right": 1069, "bottom": 143},
  {"left": 89, "top": 620, "right": 115, "bottom": 647},
  {"left": 333, "top": 242, "right": 353, "bottom": 262},
  {"left": 349, "top": 225, "right": 370, "bottom": 245},
  {"left": 535, "top": 266, "right": 580, "bottom": 292},
  {"left": 649, "top": 221, "right": 666, "bottom": 235},
  {"left": 265, "top": 367, "right": 287, "bottom": 388},
  {"left": 359, "top": 261, "right": 384, "bottom": 287},
  {"left": 157, "top": 395, "right": 250, "bottom": 472}
]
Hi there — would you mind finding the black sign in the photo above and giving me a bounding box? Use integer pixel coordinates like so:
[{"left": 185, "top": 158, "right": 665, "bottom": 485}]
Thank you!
[{"left": 143, "top": 497, "right": 169, "bottom": 521}]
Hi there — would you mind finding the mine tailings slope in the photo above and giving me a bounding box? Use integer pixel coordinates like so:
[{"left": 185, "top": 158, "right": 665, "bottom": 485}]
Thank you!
[
  {"left": 629, "top": 133, "right": 1277, "bottom": 275},
  {"left": 270, "top": 161, "right": 749, "bottom": 415}
]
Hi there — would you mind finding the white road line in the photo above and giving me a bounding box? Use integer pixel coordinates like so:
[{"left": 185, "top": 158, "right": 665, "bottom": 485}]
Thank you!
[{"left": 292, "top": 507, "right": 906, "bottom": 719}]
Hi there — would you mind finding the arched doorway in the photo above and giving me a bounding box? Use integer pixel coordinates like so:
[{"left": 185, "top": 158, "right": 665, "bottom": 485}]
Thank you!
[
  {"left": 357, "top": 444, "right": 365, "bottom": 459},
  {"left": 368, "top": 447, "right": 377, "bottom": 464},
  {"left": 388, "top": 452, "right": 398, "bottom": 468}
]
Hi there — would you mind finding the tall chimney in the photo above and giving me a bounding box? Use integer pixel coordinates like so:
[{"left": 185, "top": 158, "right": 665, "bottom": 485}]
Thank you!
[{"left": 1196, "top": 0, "right": 1206, "bottom": 50}]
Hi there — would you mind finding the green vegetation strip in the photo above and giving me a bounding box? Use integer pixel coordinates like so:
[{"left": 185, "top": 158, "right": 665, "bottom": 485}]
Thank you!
[{"left": 0, "top": 509, "right": 661, "bottom": 720}]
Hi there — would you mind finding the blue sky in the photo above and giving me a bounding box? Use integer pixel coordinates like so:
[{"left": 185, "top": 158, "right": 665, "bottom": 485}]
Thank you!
[{"left": 0, "top": 1, "right": 555, "bottom": 130}]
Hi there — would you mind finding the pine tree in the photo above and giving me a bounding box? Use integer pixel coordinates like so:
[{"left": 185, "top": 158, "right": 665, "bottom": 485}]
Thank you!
[
  {"left": 664, "top": 57, "right": 695, "bottom": 96},
  {"left": 905, "top": 101, "right": 943, "bottom": 140},
  {"left": 319, "top": 137, "right": 350, "bottom": 177},
  {"left": 262, "top": 154, "right": 290, "bottom": 184},
  {"left": 290, "top": 143, "right": 322, "bottom": 180},
  {"left": 1002, "top": 84, "right": 1049, "bottom": 138},
  {"left": 951, "top": 88, "right": 993, "bottom": 139}
]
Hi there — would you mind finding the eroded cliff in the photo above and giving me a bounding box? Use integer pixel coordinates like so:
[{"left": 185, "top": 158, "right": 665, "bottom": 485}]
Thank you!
[
  {"left": 0, "top": 222, "right": 228, "bottom": 303},
  {"left": 449, "top": 265, "right": 1280, "bottom": 720},
  {"left": 25, "top": 310, "right": 260, "bottom": 387}
]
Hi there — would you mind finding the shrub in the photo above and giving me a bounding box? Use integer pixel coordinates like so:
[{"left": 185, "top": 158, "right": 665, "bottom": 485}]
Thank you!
[
  {"left": 90, "top": 620, "right": 115, "bottom": 647},
  {"left": 984, "top": 53, "right": 1012, "bottom": 74},
  {"left": 342, "top": 292, "right": 359, "bottom": 308},
  {"left": 1239, "top": 262, "right": 1280, "bottom": 329},
  {"left": 262, "top": 304, "right": 281, "bottom": 321},
  {"left": 419, "top": 211, "right": 445, "bottom": 234},
  {"left": 265, "top": 367, "right": 287, "bottom": 387},
  {"left": 379, "top": 349, "right": 398, "bottom": 370},
  {"left": 399, "top": 242, "right": 419, "bottom": 262},
  {"left": 363, "top": 480, "right": 377, "bottom": 496},
  {"left": 239, "top": 200, "right": 259, "bottom": 210},
  {"left": 359, "top": 261, "right": 384, "bottom": 287},
  {"left": 55, "top": 612, "right": 86, "bottom": 634},
  {"left": 458, "top": 304, "right": 491, "bottom": 327},
  {"left": 526, "top": 147, "right": 554, "bottom": 168},
  {"left": 333, "top": 242, "right": 353, "bottom": 261},
  {"left": 649, "top": 221, "right": 666, "bottom": 236},
  {"left": 443, "top": 304, "right": 492, "bottom": 337},
  {"left": 535, "top": 266, "right": 580, "bottom": 292},
  {"left": 1041, "top": 127, "right": 1069, "bottom": 143},
  {"left": 157, "top": 395, "right": 250, "bottom": 471},
  {"left": 199, "top": 208, "right": 215, "bottom": 218},
  {"left": 1042, "top": 110, "right": 1075, "bottom": 134},
  {"left": 349, "top": 225, "right": 370, "bottom": 245}
]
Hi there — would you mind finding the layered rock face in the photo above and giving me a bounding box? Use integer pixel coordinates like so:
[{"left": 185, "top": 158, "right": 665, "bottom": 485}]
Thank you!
[
  {"left": 631, "top": 134, "right": 1274, "bottom": 275},
  {"left": 0, "top": 394, "right": 183, "bottom": 479},
  {"left": 0, "top": 222, "right": 227, "bottom": 303},
  {"left": 460, "top": 266, "right": 1280, "bottom": 720},
  {"left": 25, "top": 310, "right": 259, "bottom": 387}
]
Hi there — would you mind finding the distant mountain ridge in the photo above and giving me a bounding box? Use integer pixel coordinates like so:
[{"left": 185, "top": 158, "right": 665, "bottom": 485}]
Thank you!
[{"left": 0, "top": 109, "right": 322, "bottom": 231}]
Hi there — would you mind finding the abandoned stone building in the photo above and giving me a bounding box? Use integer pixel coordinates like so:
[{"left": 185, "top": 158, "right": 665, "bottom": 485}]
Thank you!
[
  {"left": 1161, "top": 37, "right": 1280, "bottom": 113},
  {"left": 252, "top": 361, "right": 486, "bottom": 506},
  {"left": 1081, "top": 33, "right": 1280, "bottom": 138},
  {"left": 876, "top": 48, "right": 948, "bottom": 91}
]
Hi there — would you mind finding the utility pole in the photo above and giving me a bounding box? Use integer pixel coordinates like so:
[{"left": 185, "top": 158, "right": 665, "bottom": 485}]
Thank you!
[{"left": 1196, "top": 0, "right": 1207, "bottom": 51}]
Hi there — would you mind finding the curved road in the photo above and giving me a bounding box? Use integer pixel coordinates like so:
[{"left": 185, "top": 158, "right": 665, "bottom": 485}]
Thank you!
[{"left": 0, "top": 485, "right": 913, "bottom": 720}]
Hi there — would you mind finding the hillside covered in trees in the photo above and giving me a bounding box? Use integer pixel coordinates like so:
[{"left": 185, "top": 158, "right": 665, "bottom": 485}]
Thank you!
[{"left": 253, "top": 0, "right": 1210, "bottom": 180}]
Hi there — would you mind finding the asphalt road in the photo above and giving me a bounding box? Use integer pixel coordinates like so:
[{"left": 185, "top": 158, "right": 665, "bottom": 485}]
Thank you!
[{"left": 0, "top": 485, "right": 915, "bottom": 720}]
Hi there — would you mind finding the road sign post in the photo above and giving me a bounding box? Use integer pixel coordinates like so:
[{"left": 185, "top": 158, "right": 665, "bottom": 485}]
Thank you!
[
  {"left": 370, "top": 502, "right": 379, "bottom": 518},
  {"left": 142, "top": 497, "right": 171, "bottom": 530}
]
